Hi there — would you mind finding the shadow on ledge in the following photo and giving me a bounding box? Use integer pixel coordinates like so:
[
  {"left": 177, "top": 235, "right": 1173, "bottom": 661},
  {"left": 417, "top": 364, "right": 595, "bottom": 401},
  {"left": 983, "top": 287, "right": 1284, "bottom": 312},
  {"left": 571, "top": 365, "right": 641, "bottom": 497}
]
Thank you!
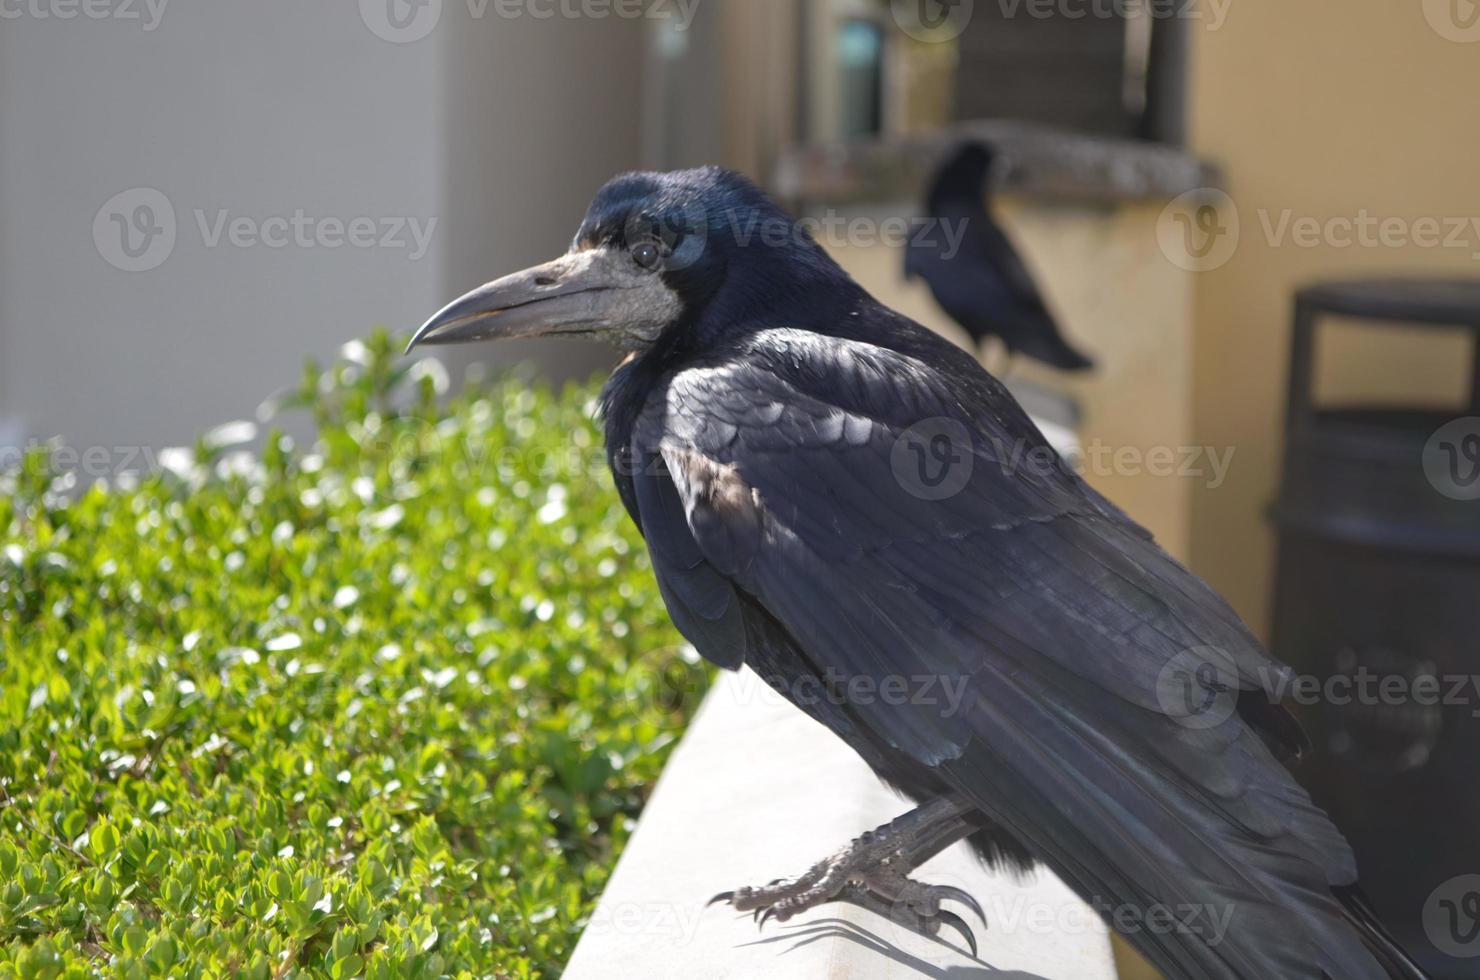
[{"left": 739, "top": 914, "right": 1053, "bottom": 980}]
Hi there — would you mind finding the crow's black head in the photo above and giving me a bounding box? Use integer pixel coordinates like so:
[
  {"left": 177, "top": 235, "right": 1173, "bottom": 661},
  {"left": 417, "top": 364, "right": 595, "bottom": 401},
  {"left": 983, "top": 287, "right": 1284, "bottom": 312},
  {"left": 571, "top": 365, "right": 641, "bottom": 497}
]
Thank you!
[
  {"left": 408, "top": 167, "right": 857, "bottom": 355},
  {"left": 926, "top": 140, "right": 996, "bottom": 211}
]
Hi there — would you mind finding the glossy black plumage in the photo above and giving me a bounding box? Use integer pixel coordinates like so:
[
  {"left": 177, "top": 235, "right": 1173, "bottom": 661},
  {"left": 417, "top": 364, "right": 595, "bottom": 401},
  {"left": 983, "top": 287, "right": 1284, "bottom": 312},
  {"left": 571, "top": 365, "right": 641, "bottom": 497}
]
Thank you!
[
  {"left": 906, "top": 142, "right": 1095, "bottom": 371},
  {"left": 471, "top": 167, "right": 1424, "bottom": 980}
]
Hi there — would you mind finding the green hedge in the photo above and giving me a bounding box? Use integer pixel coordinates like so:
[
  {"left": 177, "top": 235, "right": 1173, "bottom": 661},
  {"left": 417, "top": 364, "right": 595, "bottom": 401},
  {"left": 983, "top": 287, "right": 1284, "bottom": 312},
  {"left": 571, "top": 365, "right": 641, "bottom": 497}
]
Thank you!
[{"left": 0, "top": 332, "right": 704, "bottom": 979}]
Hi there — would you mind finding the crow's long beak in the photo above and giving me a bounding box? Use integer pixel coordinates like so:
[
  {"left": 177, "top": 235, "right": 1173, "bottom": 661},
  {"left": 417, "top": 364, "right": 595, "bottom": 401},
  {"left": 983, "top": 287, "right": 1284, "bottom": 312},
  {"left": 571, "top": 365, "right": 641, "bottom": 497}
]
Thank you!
[{"left": 406, "top": 249, "right": 624, "bottom": 353}]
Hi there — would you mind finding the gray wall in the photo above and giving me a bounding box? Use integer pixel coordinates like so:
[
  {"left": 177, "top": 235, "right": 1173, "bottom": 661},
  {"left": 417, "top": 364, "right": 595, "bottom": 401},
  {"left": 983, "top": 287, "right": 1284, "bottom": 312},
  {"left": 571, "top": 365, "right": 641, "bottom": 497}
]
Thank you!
[
  {"left": 0, "top": 0, "right": 647, "bottom": 464},
  {"left": 441, "top": 3, "right": 649, "bottom": 383}
]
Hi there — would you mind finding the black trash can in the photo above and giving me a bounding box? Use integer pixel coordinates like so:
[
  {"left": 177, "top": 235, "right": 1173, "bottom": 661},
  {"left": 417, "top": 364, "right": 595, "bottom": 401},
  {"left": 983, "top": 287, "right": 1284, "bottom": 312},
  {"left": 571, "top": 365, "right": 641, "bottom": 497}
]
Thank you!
[{"left": 1269, "top": 279, "right": 1480, "bottom": 978}]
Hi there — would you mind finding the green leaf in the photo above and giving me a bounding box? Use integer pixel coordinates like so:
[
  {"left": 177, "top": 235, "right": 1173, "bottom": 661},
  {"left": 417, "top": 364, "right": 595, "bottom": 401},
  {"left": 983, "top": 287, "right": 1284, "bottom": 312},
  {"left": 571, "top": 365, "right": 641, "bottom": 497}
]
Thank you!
[
  {"left": 331, "top": 954, "right": 364, "bottom": 979},
  {"left": 121, "top": 926, "right": 149, "bottom": 955},
  {"left": 89, "top": 819, "right": 120, "bottom": 862}
]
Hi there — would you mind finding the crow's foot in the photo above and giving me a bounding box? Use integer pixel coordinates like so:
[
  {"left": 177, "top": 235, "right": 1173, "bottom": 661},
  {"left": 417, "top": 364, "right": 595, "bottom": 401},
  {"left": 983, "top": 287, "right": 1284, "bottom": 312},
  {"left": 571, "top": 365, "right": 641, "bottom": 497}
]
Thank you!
[{"left": 708, "top": 797, "right": 985, "bottom": 956}]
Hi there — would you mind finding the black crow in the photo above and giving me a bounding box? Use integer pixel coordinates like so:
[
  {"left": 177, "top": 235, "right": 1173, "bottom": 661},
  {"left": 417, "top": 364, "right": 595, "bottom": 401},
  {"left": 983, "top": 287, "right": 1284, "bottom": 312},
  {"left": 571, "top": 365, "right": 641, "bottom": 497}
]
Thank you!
[
  {"left": 409, "top": 167, "right": 1426, "bottom": 979},
  {"left": 905, "top": 141, "right": 1096, "bottom": 371}
]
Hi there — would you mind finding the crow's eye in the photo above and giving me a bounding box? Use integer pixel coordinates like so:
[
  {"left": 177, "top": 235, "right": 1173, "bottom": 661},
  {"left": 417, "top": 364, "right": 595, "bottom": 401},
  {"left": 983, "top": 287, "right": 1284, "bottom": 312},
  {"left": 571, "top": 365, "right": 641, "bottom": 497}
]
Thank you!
[{"left": 632, "top": 241, "right": 662, "bottom": 271}]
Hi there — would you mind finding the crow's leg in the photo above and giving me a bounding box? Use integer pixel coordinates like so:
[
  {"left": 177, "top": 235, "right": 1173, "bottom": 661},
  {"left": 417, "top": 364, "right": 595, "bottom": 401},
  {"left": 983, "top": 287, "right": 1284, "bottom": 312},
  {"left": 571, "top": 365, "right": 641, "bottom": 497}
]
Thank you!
[{"left": 708, "top": 795, "right": 986, "bottom": 954}]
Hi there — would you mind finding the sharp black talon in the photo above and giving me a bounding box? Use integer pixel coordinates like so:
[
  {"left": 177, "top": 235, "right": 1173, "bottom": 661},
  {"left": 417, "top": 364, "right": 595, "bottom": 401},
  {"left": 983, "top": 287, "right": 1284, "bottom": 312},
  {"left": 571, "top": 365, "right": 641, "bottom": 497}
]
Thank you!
[
  {"left": 936, "top": 908, "right": 978, "bottom": 959},
  {"left": 707, "top": 890, "right": 735, "bottom": 907},
  {"left": 935, "top": 885, "right": 987, "bottom": 928},
  {"left": 758, "top": 907, "right": 778, "bottom": 930}
]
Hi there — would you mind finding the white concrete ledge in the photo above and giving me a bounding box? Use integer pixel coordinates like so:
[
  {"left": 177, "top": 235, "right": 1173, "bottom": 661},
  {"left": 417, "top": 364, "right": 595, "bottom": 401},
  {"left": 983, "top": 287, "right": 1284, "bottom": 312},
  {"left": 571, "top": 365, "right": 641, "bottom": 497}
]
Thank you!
[{"left": 563, "top": 669, "right": 1118, "bottom": 979}]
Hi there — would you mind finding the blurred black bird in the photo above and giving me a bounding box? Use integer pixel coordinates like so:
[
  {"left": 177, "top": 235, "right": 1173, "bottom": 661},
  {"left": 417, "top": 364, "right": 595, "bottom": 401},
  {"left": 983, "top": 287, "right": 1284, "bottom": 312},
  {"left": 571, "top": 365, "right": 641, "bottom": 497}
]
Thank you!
[
  {"left": 409, "top": 167, "right": 1426, "bottom": 980},
  {"left": 905, "top": 141, "right": 1096, "bottom": 371}
]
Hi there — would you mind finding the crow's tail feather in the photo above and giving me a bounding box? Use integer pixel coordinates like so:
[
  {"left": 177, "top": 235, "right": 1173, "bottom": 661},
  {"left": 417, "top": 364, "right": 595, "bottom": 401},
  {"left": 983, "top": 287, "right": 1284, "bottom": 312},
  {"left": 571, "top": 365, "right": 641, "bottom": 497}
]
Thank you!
[
  {"left": 1334, "top": 885, "right": 1431, "bottom": 980},
  {"left": 1013, "top": 326, "right": 1096, "bottom": 372}
]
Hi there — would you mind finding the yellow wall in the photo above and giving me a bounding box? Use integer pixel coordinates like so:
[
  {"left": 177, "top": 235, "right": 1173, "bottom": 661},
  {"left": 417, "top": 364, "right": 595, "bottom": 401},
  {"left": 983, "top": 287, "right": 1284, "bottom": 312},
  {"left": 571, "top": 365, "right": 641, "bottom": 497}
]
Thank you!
[{"left": 1186, "top": 0, "right": 1480, "bottom": 633}]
